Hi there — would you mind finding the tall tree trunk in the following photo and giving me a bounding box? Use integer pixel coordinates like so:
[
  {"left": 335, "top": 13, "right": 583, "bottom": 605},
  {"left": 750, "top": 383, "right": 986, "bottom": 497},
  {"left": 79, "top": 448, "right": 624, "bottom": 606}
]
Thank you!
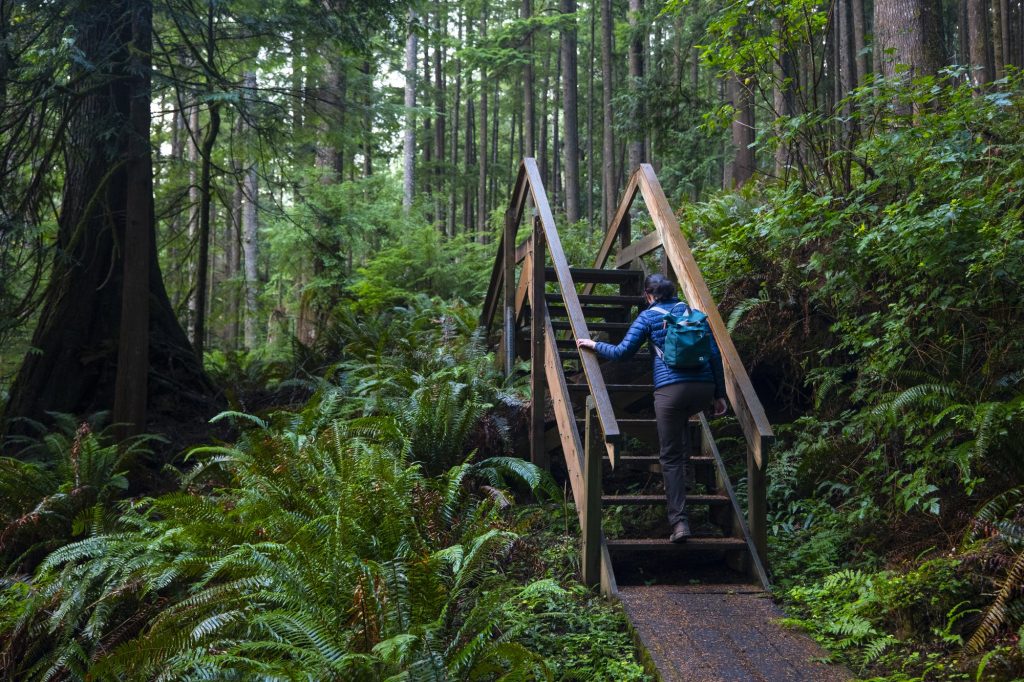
[
  {"left": 403, "top": 10, "right": 418, "bottom": 214},
  {"left": 448, "top": 10, "right": 462, "bottom": 235},
  {"left": 587, "top": 0, "right": 596, "bottom": 229},
  {"left": 113, "top": 0, "right": 153, "bottom": 438},
  {"left": 228, "top": 115, "right": 243, "bottom": 350},
  {"left": 241, "top": 71, "right": 259, "bottom": 351},
  {"left": 724, "top": 75, "right": 754, "bottom": 188},
  {"left": 4, "top": 0, "right": 210, "bottom": 436},
  {"left": 432, "top": 20, "right": 445, "bottom": 222},
  {"left": 553, "top": 47, "right": 561, "bottom": 207},
  {"left": 851, "top": 0, "right": 868, "bottom": 83},
  {"left": 994, "top": 0, "right": 1007, "bottom": 78},
  {"left": 523, "top": 0, "right": 536, "bottom": 157},
  {"left": 362, "top": 59, "right": 374, "bottom": 176},
  {"left": 192, "top": 103, "right": 220, "bottom": 359},
  {"left": 600, "top": 0, "right": 616, "bottom": 228},
  {"left": 489, "top": 83, "right": 499, "bottom": 216},
  {"left": 187, "top": 103, "right": 200, "bottom": 342},
  {"left": 562, "top": 0, "right": 580, "bottom": 224},
  {"left": 627, "top": 0, "right": 645, "bottom": 173},
  {"left": 539, "top": 46, "right": 550, "bottom": 187},
  {"left": 774, "top": 22, "right": 794, "bottom": 176},
  {"left": 477, "top": 1, "right": 489, "bottom": 234},
  {"left": 874, "top": 0, "right": 946, "bottom": 80},
  {"left": 290, "top": 37, "right": 304, "bottom": 132},
  {"left": 464, "top": 96, "right": 475, "bottom": 234},
  {"left": 422, "top": 39, "right": 433, "bottom": 208}
]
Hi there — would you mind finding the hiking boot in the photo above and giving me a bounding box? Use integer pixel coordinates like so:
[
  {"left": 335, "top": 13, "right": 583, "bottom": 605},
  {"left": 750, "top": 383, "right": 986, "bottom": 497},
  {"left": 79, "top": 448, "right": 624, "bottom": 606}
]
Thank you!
[{"left": 670, "top": 519, "right": 691, "bottom": 544}]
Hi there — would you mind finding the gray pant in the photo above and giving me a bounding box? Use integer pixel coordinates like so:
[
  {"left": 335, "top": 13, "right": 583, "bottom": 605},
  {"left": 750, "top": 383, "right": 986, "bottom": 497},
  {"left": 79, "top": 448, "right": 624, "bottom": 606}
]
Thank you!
[{"left": 654, "top": 381, "right": 715, "bottom": 525}]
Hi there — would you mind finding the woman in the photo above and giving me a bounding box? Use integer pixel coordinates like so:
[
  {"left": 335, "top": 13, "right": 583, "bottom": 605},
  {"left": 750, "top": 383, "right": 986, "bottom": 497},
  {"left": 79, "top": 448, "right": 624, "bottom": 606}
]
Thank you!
[{"left": 577, "top": 273, "right": 727, "bottom": 543}]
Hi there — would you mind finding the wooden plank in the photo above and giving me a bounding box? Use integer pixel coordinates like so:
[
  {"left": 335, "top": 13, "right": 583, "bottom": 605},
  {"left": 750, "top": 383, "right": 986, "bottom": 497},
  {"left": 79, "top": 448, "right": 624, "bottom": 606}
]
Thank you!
[
  {"left": 635, "top": 165, "right": 773, "bottom": 464},
  {"left": 551, "top": 321, "right": 631, "bottom": 333},
  {"left": 602, "top": 494, "right": 730, "bottom": 506},
  {"left": 543, "top": 267, "right": 644, "bottom": 284},
  {"left": 522, "top": 158, "right": 620, "bottom": 453},
  {"left": 502, "top": 210, "right": 516, "bottom": 376},
  {"left": 698, "top": 413, "right": 770, "bottom": 589},
  {"left": 515, "top": 247, "right": 532, "bottom": 326},
  {"left": 615, "top": 230, "right": 663, "bottom": 269},
  {"left": 546, "top": 293, "right": 641, "bottom": 306},
  {"left": 541, "top": 306, "right": 617, "bottom": 594},
  {"left": 529, "top": 220, "right": 548, "bottom": 470},
  {"left": 480, "top": 229, "right": 505, "bottom": 333},
  {"left": 606, "top": 537, "right": 747, "bottom": 552},
  {"left": 583, "top": 399, "right": 602, "bottom": 586}
]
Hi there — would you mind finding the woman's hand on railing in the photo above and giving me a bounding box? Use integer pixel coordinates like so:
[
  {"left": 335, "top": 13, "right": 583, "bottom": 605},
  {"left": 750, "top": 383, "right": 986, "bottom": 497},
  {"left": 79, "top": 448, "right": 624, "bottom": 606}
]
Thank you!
[{"left": 577, "top": 338, "right": 596, "bottom": 350}]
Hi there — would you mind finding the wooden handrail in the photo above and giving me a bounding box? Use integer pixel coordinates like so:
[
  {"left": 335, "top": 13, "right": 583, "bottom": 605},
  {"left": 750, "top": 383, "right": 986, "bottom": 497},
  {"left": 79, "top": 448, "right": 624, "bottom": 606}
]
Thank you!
[{"left": 506, "top": 159, "right": 621, "bottom": 459}]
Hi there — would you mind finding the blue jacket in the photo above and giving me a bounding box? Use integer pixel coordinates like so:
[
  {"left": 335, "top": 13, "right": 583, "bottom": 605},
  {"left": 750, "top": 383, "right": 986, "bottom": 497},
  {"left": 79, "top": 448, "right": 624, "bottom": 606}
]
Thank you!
[{"left": 593, "top": 298, "right": 726, "bottom": 397}]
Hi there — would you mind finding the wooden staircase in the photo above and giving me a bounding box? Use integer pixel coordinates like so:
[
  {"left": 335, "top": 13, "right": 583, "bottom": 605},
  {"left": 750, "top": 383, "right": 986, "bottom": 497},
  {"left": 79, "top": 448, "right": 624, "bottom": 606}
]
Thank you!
[{"left": 480, "top": 159, "right": 772, "bottom": 595}]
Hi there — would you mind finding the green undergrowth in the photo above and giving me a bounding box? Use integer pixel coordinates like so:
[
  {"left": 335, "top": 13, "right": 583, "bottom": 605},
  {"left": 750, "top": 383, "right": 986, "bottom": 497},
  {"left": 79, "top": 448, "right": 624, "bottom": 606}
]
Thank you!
[
  {"left": 679, "top": 72, "right": 1024, "bottom": 680},
  {"left": 0, "top": 297, "right": 650, "bottom": 680}
]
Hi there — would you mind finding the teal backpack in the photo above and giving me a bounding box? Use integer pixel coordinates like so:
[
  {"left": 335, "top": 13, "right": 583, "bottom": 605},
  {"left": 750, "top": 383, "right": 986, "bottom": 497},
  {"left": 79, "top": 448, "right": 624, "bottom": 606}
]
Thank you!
[{"left": 650, "top": 303, "right": 712, "bottom": 370}]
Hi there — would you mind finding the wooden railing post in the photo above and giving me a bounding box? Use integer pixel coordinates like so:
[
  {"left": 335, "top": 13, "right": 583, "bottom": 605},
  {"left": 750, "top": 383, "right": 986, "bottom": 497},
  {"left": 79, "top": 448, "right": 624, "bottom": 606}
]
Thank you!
[
  {"left": 748, "top": 439, "right": 768, "bottom": 569},
  {"left": 582, "top": 396, "right": 602, "bottom": 587},
  {"left": 529, "top": 217, "right": 548, "bottom": 469},
  {"left": 619, "top": 212, "right": 631, "bottom": 269},
  {"left": 502, "top": 209, "right": 516, "bottom": 376}
]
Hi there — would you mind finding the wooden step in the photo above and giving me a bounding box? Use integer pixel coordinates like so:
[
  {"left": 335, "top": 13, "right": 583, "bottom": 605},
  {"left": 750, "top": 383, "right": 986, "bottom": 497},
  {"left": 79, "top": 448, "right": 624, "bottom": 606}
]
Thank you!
[
  {"left": 605, "top": 537, "right": 747, "bottom": 553},
  {"left": 546, "top": 292, "right": 641, "bottom": 306},
  {"left": 545, "top": 267, "right": 644, "bottom": 284},
  {"left": 546, "top": 304, "right": 634, "bottom": 319},
  {"left": 603, "top": 455, "right": 715, "bottom": 466},
  {"left": 568, "top": 383, "right": 654, "bottom": 393},
  {"left": 602, "top": 494, "right": 730, "bottom": 507},
  {"left": 551, "top": 320, "right": 632, "bottom": 333}
]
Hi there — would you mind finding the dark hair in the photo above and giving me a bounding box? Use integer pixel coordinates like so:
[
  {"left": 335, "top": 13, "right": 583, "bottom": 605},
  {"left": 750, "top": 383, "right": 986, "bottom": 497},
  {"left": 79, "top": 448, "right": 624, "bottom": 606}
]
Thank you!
[{"left": 644, "top": 273, "right": 676, "bottom": 302}]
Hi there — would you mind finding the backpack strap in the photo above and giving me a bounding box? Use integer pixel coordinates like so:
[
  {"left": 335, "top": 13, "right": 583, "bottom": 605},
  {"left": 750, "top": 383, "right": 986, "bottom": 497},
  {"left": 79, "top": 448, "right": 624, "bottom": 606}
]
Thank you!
[{"left": 648, "top": 305, "right": 681, "bottom": 361}]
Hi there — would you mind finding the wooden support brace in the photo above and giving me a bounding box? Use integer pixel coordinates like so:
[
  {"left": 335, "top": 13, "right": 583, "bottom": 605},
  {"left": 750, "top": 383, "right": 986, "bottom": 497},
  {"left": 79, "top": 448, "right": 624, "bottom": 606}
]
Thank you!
[
  {"left": 582, "top": 396, "right": 602, "bottom": 588},
  {"left": 529, "top": 219, "right": 548, "bottom": 470},
  {"left": 502, "top": 210, "right": 516, "bottom": 376}
]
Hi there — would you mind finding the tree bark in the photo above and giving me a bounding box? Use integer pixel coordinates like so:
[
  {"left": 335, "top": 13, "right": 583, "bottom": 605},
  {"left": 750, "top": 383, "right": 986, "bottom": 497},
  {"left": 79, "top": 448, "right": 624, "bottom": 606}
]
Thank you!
[
  {"left": 523, "top": 0, "right": 536, "bottom": 157},
  {"left": 4, "top": 0, "right": 211, "bottom": 436},
  {"left": 113, "top": 0, "right": 152, "bottom": 438},
  {"left": 402, "top": 9, "right": 417, "bottom": 214},
  {"left": 874, "top": 0, "right": 945, "bottom": 80},
  {"left": 187, "top": 102, "right": 199, "bottom": 341},
  {"left": 449, "top": 10, "right": 462, "bottom": 236},
  {"left": 724, "top": 75, "right": 754, "bottom": 188},
  {"left": 432, "top": 21, "right": 444, "bottom": 220},
  {"left": 600, "top": 0, "right": 615, "bottom": 228},
  {"left": 241, "top": 72, "right": 259, "bottom": 351},
  {"left": 587, "top": 0, "right": 596, "bottom": 229},
  {"left": 561, "top": 0, "right": 580, "bottom": 224},
  {"left": 968, "top": 0, "right": 991, "bottom": 85},
  {"left": 362, "top": 59, "right": 374, "bottom": 177},
  {"left": 539, "top": 46, "right": 550, "bottom": 187},
  {"left": 477, "top": 1, "right": 489, "bottom": 234},
  {"left": 851, "top": 0, "right": 868, "bottom": 83},
  {"left": 228, "top": 115, "right": 243, "bottom": 349},
  {"left": 627, "top": 0, "right": 645, "bottom": 173},
  {"left": 192, "top": 102, "right": 220, "bottom": 359},
  {"left": 774, "top": 21, "right": 794, "bottom": 176},
  {"left": 994, "top": 0, "right": 1007, "bottom": 78},
  {"left": 464, "top": 96, "right": 475, "bottom": 233}
]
